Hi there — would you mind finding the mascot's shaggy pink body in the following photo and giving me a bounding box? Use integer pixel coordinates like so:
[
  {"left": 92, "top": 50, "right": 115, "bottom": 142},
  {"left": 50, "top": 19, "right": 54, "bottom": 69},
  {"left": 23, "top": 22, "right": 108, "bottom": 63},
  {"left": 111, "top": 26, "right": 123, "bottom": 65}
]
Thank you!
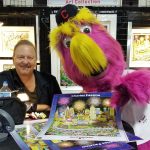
[{"left": 50, "top": 4, "right": 150, "bottom": 149}]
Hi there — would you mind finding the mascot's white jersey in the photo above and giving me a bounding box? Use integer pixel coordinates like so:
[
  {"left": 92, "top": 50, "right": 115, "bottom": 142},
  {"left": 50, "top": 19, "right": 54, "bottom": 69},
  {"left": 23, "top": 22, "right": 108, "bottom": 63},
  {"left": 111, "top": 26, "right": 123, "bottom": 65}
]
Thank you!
[
  {"left": 121, "top": 69, "right": 150, "bottom": 145},
  {"left": 122, "top": 100, "right": 150, "bottom": 145}
]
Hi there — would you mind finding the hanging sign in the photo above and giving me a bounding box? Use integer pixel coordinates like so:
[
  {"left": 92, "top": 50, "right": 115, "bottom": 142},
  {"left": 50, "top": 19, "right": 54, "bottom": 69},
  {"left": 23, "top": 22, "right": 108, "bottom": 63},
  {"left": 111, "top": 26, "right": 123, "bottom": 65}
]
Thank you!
[{"left": 47, "top": 0, "right": 122, "bottom": 7}]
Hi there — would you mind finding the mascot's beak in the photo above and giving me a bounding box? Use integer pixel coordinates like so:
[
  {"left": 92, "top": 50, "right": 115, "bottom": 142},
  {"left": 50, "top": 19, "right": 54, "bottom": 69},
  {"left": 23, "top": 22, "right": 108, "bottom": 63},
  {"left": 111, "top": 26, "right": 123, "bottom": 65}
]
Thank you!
[{"left": 70, "top": 33, "right": 107, "bottom": 77}]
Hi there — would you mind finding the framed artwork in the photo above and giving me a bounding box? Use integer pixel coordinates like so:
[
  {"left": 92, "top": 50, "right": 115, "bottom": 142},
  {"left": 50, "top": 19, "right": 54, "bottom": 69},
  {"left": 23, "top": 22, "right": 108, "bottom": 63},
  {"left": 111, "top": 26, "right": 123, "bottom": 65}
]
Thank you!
[
  {"left": 138, "top": 0, "right": 150, "bottom": 6},
  {"left": 0, "top": 59, "right": 14, "bottom": 72},
  {"left": 96, "top": 14, "right": 117, "bottom": 39},
  {"left": 0, "top": 26, "right": 35, "bottom": 58},
  {"left": 128, "top": 28, "right": 150, "bottom": 68},
  {"left": 50, "top": 14, "right": 117, "bottom": 93}
]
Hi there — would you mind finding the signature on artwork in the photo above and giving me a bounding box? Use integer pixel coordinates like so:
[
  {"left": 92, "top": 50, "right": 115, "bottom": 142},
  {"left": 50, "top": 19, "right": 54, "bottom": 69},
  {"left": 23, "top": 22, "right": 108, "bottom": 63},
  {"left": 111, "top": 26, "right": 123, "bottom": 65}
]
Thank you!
[{"left": 138, "top": 115, "right": 147, "bottom": 123}]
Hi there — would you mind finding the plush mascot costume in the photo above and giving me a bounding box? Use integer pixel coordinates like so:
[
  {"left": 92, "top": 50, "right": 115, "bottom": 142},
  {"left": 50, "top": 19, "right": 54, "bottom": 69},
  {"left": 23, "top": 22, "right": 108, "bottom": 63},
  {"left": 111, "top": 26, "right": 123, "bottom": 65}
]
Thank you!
[{"left": 50, "top": 4, "right": 150, "bottom": 149}]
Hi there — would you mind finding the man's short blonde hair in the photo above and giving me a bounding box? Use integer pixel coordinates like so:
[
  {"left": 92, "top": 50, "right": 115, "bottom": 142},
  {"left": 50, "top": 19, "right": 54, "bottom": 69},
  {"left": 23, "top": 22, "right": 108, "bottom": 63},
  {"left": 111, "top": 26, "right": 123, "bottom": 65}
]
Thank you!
[{"left": 13, "top": 40, "right": 36, "bottom": 57}]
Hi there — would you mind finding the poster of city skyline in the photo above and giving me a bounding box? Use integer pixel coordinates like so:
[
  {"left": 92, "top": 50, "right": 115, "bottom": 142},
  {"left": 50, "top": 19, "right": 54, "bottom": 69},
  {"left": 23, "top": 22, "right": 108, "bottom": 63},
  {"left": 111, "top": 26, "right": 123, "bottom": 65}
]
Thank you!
[{"left": 37, "top": 92, "right": 129, "bottom": 142}]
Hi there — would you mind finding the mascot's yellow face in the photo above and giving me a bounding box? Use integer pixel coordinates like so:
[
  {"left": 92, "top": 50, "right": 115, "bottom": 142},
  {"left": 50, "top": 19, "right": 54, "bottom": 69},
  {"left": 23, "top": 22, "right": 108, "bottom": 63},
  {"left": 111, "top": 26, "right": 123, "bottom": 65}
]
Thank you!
[{"left": 50, "top": 8, "right": 108, "bottom": 76}]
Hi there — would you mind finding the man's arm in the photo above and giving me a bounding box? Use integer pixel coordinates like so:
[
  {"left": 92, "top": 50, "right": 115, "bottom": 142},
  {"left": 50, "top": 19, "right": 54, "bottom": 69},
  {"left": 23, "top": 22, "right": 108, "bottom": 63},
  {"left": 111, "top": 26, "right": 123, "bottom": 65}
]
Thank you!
[
  {"left": 36, "top": 104, "right": 50, "bottom": 111},
  {"left": 25, "top": 102, "right": 50, "bottom": 112}
]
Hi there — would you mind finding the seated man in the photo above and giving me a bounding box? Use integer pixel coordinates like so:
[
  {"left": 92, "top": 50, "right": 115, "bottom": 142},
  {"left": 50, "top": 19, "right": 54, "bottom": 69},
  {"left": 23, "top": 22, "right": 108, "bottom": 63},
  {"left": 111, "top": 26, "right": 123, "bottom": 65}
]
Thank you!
[{"left": 0, "top": 40, "right": 62, "bottom": 115}]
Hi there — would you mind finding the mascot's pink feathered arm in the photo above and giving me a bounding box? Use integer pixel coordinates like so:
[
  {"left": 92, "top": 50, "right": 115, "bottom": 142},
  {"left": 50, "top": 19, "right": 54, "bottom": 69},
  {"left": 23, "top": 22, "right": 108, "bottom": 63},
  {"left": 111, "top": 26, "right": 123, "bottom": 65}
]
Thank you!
[{"left": 111, "top": 69, "right": 150, "bottom": 107}]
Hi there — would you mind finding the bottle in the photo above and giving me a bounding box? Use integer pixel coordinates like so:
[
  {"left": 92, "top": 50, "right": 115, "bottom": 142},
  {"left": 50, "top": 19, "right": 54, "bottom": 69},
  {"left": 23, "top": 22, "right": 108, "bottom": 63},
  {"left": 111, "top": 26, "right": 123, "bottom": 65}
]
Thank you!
[{"left": 0, "top": 81, "right": 11, "bottom": 97}]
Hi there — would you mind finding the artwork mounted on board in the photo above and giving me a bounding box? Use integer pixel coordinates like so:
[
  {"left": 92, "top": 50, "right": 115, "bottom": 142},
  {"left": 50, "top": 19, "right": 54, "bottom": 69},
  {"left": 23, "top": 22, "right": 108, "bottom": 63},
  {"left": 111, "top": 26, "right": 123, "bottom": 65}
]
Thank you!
[
  {"left": 128, "top": 28, "right": 150, "bottom": 68},
  {"left": 0, "top": 26, "right": 35, "bottom": 57},
  {"left": 37, "top": 92, "right": 129, "bottom": 142}
]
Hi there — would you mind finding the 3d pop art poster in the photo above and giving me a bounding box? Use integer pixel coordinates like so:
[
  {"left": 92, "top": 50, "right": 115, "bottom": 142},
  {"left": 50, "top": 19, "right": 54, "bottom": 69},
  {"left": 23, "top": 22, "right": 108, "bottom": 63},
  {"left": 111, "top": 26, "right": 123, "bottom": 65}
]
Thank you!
[{"left": 37, "top": 92, "right": 128, "bottom": 142}]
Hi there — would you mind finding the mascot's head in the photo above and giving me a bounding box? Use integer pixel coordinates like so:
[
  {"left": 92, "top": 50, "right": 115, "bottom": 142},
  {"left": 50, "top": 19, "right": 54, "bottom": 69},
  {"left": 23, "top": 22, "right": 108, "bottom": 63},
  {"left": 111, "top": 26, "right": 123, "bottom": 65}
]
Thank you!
[{"left": 50, "top": 4, "right": 126, "bottom": 92}]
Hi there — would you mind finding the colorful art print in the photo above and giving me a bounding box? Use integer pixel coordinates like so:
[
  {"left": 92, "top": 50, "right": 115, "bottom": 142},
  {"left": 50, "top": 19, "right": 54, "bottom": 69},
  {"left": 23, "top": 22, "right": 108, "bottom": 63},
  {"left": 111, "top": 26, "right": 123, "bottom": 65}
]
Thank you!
[
  {"left": 23, "top": 119, "right": 48, "bottom": 133},
  {"left": 11, "top": 115, "right": 139, "bottom": 150},
  {"left": 37, "top": 92, "right": 128, "bottom": 142},
  {"left": 13, "top": 124, "right": 51, "bottom": 150},
  {"left": 129, "top": 28, "right": 150, "bottom": 68},
  {"left": 11, "top": 127, "right": 133, "bottom": 150},
  {"left": 0, "top": 26, "right": 35, "bottom": 57},
  {"left": 32, "top": 121, "right": 47, "bottom": 132}
]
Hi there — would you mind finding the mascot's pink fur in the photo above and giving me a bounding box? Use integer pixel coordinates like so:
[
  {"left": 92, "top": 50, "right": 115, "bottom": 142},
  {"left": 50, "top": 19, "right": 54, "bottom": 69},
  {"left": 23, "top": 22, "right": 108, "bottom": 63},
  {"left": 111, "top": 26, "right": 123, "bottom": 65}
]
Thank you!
[{"left": 50, "top": 4, "right": 150, "bottom": 149}]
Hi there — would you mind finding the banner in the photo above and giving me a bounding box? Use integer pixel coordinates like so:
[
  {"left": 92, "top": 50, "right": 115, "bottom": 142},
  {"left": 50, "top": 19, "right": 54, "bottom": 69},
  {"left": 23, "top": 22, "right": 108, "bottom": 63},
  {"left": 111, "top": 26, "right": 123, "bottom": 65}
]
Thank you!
[{"left": 47, "top": 0, "right": 122, "bottom": 7}]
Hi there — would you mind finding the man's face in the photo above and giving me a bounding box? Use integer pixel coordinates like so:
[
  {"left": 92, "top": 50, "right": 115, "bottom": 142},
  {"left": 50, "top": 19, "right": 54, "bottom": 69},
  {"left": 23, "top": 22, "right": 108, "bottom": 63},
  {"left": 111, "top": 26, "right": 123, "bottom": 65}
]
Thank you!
[{"left": 13, "top": 44, "right": 37, "bottom": 76}]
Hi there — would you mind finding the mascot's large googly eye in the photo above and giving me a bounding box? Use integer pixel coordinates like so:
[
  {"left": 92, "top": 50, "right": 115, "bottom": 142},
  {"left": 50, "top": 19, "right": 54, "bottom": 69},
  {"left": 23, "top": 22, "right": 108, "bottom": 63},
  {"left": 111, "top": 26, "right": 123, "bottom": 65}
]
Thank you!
[
  {"left": 80, "top": 25, "right": 92, "bottom": 34},
  {"left": 63, "top": 37, "right": 71, "bottom": 48}
]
